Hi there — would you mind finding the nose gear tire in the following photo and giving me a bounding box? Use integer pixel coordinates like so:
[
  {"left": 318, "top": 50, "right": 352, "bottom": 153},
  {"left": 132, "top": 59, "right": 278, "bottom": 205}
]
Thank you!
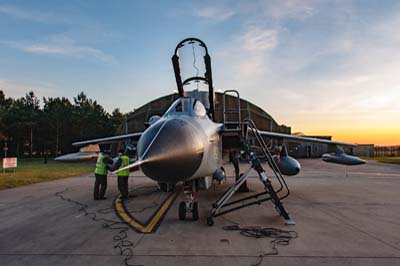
[{"left": 179, "top": 201, "right": 186, "bottom": 220}]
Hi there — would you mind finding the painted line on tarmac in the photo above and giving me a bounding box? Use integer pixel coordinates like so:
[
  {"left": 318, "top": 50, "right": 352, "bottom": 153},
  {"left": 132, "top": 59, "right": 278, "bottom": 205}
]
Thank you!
[
  {"left": 348, "top": 171, "right": 400, "bottom": 177},
  {"left": 114, "top": 191, "right": 178, "bottom": 234}
]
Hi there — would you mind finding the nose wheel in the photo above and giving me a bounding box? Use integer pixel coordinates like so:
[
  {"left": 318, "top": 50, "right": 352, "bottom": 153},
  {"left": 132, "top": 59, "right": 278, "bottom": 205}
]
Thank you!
[
  {"left": 178, "top": 201, "right": 186, "bottom": 220},
  {"left": 178, "top": 200, "right": 199, "bottom": 220},
  {"left": 178, "top": 182, "right": 199, "bottom": 221}
]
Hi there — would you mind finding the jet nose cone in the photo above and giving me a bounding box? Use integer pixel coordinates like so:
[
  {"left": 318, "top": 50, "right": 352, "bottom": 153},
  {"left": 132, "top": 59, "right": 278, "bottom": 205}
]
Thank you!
[{"left": 137, "top": 119, "right": 204, "bottom": 182}]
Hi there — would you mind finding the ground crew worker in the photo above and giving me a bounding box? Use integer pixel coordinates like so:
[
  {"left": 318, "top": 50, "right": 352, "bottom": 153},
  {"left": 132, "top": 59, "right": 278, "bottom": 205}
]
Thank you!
[
  {"left": 94, "top": 150, "right": 112, "bottom": 200},
  {"left": 114, "top": 149, "right": 130, "bottom": 199}
]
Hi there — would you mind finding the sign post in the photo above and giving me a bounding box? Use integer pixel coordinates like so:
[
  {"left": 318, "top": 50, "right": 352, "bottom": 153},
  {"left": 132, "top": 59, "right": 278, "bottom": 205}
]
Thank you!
[{"left": 3, "top": 144, "right": 8, "bottom": 158}]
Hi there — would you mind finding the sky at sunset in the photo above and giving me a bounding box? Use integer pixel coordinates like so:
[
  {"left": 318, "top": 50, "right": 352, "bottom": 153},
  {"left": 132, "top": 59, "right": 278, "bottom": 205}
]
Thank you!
[{"left": 0, "top": 1, "right": 399, "bottom": 145}]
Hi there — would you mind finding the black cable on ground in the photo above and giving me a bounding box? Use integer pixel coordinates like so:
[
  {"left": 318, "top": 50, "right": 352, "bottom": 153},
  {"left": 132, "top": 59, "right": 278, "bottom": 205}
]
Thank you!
[
  {"left": 55, "top": 188, "right": 145, "bottom": 266},
  {"left": 221, "top": 217, "right": 298, "bottom": 266}
]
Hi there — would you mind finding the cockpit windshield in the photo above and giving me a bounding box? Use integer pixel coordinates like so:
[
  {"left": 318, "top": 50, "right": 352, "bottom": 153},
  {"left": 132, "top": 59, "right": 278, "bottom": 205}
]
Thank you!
[{"left": 164, "top": 97, "right": 207, "bottom": 117}]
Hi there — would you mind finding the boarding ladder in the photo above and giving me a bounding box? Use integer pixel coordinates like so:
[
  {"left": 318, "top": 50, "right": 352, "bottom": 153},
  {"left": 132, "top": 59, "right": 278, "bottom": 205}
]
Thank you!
[
  {"left": 222, "top": 90, "right": 242, "bottom": 132},
  {"left": 220, "top": 90, "right": 244, "bottom": 149},
  {"left": 208, "top": 117, "right": 294, "bottom": 225}
]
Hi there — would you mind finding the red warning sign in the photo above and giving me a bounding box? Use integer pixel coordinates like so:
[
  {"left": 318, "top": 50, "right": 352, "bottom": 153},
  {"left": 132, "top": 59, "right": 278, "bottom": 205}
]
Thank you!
[{"left": 2, "top": 157, "right": 17, "bottom": 169}]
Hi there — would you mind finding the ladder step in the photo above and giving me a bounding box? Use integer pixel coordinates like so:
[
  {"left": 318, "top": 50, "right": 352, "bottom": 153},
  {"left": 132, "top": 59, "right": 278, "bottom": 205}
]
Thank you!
[
  {"left": 223, "top": 125, "right": 241, "bottom": 129},
  {"left": 224, "top": 110, "right": 240, "bottom": 114},
  {"left": 222, "top": 127, "right": 241, "bottom": 131}
]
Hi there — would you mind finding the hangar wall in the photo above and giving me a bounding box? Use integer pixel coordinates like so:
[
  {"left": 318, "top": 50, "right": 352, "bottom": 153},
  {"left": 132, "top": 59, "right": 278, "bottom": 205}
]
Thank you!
[{"left": 287, "top": 136, "right": 332, "bottom": 158}]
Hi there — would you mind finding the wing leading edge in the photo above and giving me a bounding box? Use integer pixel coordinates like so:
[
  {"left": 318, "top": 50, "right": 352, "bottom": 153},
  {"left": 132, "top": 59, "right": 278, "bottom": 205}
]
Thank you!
[
  {"left": 55, "top": 133, "right": 143, "bottom": 162},
  {"left": 72, "top": 132, "right": 143, "bottom": 147},
  {"left": 257, "top": 130, "right": 357, "bottom": 147}
]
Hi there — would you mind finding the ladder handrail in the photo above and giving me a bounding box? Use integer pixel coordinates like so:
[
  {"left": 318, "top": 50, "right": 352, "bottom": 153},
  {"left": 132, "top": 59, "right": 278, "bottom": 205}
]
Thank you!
[
  {"left": 222, "top": 90, "right": 241, "bottom": 127},
  {"left": 243, "top": 118, "right": 290, "bottom": 200}
]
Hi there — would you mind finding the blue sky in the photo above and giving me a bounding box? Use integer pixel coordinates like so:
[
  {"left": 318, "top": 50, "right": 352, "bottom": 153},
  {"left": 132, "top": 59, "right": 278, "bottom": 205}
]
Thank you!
[{"left": 1, "top": 0, "right": 399, "bottom": 144}]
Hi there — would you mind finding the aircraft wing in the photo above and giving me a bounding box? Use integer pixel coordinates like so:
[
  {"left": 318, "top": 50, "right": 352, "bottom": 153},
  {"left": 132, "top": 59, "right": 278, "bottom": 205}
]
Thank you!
[
  {"left": 255, "top": 130, "right": 365, "bottom": 165},
  {"left": 72, "top": 132, "right": 143, "bottom": 146},
  {"left": 54, "top": 151, "right": 99, "bottom": 162},
  {"left": 257, "top": 130, "right": 357, "bottom": 147}
]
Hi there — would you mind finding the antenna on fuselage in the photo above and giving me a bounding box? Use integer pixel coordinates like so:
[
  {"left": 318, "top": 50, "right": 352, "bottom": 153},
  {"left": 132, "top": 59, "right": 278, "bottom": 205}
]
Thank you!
[{"left": 171, "top": 38, "right": 215, "bottom": 121}]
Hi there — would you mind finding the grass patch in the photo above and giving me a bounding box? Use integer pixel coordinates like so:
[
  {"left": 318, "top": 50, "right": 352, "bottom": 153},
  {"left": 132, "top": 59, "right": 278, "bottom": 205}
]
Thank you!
[
  {"left": 375, "top": 157, "right": 400, "bottom": 164},
  {"left": 0, "top": 158, "right": 93, "bottom": 190},
  {"left": 360, "top": 156, "right": 400, "bottom": 164}
]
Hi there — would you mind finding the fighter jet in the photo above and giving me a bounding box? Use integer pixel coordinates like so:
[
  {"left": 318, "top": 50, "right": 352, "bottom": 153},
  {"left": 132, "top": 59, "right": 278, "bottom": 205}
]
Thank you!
[{"left": 57, "top": 38, "right": 365, "bottom": 225}]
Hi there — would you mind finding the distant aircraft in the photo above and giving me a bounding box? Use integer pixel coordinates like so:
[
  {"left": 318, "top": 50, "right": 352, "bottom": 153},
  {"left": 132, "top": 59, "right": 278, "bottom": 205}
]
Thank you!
[{"left": 56, "top": 38, "right": 365, "bottom": 226}]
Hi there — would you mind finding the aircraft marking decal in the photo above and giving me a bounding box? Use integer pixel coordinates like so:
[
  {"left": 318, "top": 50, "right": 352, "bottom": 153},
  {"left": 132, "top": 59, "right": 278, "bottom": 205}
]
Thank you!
[{"left": 114, "top": 191, "right": 178, "bottom": 234}]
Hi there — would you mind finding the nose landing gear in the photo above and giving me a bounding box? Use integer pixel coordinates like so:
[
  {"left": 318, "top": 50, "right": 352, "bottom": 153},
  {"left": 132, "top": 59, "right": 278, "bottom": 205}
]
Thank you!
[{"left": 178, "top": 181, "right": 199, "bottom": 221}]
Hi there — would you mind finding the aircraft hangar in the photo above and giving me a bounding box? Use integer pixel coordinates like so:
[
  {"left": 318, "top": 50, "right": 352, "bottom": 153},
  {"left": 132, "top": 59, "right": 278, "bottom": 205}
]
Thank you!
[
  {"left": 114, "top": 91, "right": 291, "bottom": 135},
  {"left": 112, "top": 91, "right": 335, "bottom": 158}
]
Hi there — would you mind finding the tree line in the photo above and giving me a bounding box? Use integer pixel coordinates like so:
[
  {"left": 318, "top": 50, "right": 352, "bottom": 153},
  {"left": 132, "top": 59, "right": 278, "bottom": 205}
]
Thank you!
[{"left": 0, "top": 90, "right": 125, "bottom": 158}]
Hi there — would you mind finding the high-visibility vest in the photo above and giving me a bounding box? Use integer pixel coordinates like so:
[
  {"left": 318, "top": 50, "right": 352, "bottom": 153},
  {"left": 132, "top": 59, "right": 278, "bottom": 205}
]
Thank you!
[
  {"left": 95, "top": 153, "right": 107, "bottom": 175},
  {"left": 117, "top": 155, "right": 130, "bottom": 177}
]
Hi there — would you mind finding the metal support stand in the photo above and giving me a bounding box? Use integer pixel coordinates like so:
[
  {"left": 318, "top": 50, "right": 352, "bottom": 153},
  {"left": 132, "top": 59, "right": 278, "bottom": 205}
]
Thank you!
[
  {"left": 208, "top": 119, "right": 295, "bottom": 226},
  {"left": 207, "top": 155, "right": 294, "bottom": 226},
  {"left": 208, "top": 167, "right": 252, "bottom": 222}
]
